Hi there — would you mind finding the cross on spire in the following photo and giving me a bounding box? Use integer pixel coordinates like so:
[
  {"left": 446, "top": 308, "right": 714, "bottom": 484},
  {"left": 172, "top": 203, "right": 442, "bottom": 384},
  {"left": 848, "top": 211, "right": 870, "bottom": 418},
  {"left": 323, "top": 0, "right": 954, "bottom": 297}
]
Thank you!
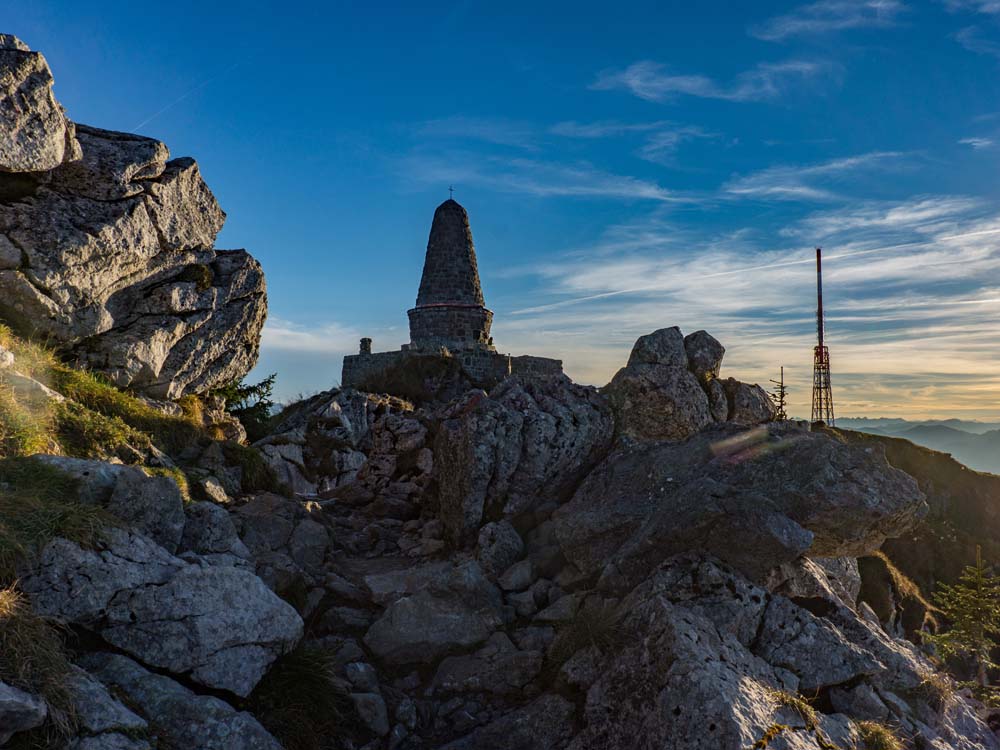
[{"left": 448, "top": 185, "right": 454, "bottom": 199}]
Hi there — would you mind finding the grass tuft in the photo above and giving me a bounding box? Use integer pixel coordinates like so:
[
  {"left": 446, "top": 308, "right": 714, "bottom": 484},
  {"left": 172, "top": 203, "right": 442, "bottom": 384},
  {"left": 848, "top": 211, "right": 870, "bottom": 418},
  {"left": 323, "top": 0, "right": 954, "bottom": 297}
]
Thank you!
[
  {"left": 246, "top": 645, "right": 354, "bottom": 750},
  {"left": 856, "top": 721, "right": 903, "bottom": 750},
  {"left": 222, "top": 441, "right": 282, "bottom": 494},
  {"left": 0, "top": 585, "right": 77, "bottom": 742},
  {"left": 0, "top": 456, "right": 113, "bottom": 582},
  {"left": 0, "top": 381, "right": 54, "bottom": 457}
]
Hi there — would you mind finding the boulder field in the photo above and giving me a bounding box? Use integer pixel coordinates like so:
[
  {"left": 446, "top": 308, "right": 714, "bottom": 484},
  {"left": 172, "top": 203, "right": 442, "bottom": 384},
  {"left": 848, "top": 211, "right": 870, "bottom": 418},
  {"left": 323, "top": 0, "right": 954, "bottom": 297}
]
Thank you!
[
  {"left": 2, "top": 32, "right": 998, "bottom": 750},
  {"left": 5, "top": 320, "right": 998, "bottom": 750}
]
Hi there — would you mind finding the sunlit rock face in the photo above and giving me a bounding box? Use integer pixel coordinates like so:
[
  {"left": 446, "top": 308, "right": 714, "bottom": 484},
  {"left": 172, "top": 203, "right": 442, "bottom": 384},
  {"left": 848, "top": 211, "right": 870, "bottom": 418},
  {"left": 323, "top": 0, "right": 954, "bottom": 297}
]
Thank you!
[{"left": 0, "top": 37, "right": 266, "bottom": 399}]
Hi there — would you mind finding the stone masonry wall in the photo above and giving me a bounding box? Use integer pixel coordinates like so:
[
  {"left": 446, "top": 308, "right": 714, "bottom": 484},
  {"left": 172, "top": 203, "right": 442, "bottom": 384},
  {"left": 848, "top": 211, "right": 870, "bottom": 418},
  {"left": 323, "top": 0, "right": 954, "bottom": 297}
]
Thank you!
[{"left": 407, "top": 305, "right": 493, "bottom": 350}]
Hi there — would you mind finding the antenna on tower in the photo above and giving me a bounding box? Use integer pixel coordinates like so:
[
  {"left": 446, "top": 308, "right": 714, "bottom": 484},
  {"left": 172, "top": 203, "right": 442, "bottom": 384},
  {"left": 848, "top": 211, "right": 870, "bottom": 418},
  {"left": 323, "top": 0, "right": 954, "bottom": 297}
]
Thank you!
[
  {"left": 811, "top": 247, "right": 835, "bottom": 427},
  {"left": 769, "top": 366, "right": 788, "bottom": 421}
]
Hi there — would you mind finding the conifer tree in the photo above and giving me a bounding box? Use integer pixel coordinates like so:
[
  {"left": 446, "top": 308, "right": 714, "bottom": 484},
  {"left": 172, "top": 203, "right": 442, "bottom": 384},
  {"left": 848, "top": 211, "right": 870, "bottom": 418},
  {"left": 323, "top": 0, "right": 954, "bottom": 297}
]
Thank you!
[{"left": 927, "top": 546, "right": 1000, "bottom": 688}]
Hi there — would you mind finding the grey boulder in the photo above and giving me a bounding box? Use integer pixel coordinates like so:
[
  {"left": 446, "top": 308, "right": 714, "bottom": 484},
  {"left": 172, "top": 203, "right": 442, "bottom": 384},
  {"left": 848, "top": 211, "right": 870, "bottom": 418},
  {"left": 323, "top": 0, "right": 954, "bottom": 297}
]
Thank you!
[
  {"left": 79, "top": 653, "right": 282, "bottom": 750},
  {"left": 19, "top": 528, "right": 302, "bottom": 696},
  {"left": 554, "top": 422, "right": 926, "bottom": 587}
]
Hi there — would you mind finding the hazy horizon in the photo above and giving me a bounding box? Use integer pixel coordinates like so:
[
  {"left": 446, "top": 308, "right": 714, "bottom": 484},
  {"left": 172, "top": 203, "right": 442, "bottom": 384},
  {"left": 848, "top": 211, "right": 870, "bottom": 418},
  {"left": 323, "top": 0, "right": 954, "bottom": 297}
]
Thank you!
[{"left": 10, "top": 0, "right": 1000, "bottom": 420}]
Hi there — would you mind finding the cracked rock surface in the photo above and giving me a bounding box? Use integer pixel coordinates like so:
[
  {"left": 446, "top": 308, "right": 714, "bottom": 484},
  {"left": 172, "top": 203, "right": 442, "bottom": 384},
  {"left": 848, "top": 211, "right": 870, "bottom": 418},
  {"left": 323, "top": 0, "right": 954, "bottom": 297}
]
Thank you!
[
  {"left": 20, "top": 527, "right": 302, "bottom": 697},
  {"left": 0, "top": 38, "right": 265, "bottom": 398}
]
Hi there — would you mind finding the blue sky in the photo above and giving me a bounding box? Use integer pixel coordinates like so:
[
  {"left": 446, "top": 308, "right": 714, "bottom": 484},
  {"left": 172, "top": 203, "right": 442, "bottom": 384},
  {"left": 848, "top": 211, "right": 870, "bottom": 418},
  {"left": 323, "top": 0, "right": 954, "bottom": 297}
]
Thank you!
[{"left": 11, "top": 0, "right": 1000, "bottom": 418}]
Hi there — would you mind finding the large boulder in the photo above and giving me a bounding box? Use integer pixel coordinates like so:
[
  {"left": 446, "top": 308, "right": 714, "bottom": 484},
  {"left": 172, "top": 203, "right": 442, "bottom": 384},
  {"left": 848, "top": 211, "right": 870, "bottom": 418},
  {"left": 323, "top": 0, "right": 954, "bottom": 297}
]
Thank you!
[
  {"left": 435, "top": 375, "right": 613, "bottom": 543},
  {"left": 79, "top": 653, "right": 282, "bottom": 750},
  {"left": 19, "top": 528, "right": 302, "bottom": 696},
  {"left": 0, "top": 35, "right": 80, "bottom": 173},
  {"left": 363, "top": 560, "right": 506, "bottom": 665},
  {"left": 0, "top": 38, "right": 265, "bottom": 398},
  {"left": 605, "top": 327, "right": 776, "bottom": 441},
  {"left": 553, "top": 422, "right": 926, "bottom": 587}
]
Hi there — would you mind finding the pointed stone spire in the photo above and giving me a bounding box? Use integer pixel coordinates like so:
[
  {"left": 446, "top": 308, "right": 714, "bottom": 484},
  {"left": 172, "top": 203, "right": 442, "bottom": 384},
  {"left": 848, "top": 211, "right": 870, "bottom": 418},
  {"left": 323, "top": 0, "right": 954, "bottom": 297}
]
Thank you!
[
  {"left": 408, "top": 199, "right": 494, "bottom": 351},
  {"left": 415, "top": 199, "right": 485, "bottom": 307}
]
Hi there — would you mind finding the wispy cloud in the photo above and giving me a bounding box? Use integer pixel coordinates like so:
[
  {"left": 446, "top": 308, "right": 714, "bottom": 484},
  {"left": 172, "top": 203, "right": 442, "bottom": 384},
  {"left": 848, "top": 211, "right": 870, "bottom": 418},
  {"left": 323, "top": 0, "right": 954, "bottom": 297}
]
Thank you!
[
  {"left": 591, "top": 59, "right": 833, "bottom": 103},
  {"left": 959, "top": 136, "right": 996, "bottom": 148},
  {"left": 413, "top": 116, "right": 537, "bottom": 148},
  {"left": 550, "top": 119, "right": 719, "bottom": 165},
  {"left": 723, "top": 151, "right": 908, "bottom": 201},
  {"left": 637, "top": 127, "right": 719, "bottom": 164},
  {"left": 400, "top": 150, "right": 684, "bottom": 202},
  {"left": 260, "top": 318, "right": 362, "bottom": 354},
  {"left": 492, "top": 199, "right": 1000, "bottom": 419},
  {"left": 750, "top": 0, "right": 906, "bottom": 41},
  {"left": 954, "top": 25, "right": 1000, "bottom": 57},
  {"left": 549, "top": 120, "right": 669, "bottom": 138},
  {"left": 944, "top": 0, "right": 1000, "bottom": 14}
]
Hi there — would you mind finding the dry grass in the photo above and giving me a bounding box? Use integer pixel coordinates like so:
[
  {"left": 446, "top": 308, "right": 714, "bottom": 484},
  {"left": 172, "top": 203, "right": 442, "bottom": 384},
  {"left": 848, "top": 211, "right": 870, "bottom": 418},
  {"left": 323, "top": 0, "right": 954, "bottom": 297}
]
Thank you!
[
  {"left": 247, "top": 645, "right": 354, "bottom": 750},
  {"left": 0, "top": 585, "right": 77, "bottom": 742},
  {"left": 856, "top": 721, "right": 903, "bottom": 750}
]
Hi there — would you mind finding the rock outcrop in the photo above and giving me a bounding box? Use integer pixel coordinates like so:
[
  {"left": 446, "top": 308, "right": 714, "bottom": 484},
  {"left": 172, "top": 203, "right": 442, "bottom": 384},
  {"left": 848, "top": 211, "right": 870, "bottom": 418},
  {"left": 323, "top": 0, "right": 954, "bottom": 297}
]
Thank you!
[
  {"left": 553, "top": 421, "right": 927, "bottom": 588},
  {"left": 0, "top": 37, "right": 265, "bottom": 398},
  {"left": 0, "top": 35, "right": 80, "bottom": 174},
  {"left": 604, "top": 326, "right": 775, "bottom": 442}
]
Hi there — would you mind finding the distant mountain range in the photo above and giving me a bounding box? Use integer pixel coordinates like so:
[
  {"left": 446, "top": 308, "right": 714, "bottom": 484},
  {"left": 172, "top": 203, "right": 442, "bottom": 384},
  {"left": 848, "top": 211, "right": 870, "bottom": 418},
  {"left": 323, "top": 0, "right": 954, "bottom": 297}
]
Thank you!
[{"left": 837, "top": 417, "right": 1000, "bottom": 474}]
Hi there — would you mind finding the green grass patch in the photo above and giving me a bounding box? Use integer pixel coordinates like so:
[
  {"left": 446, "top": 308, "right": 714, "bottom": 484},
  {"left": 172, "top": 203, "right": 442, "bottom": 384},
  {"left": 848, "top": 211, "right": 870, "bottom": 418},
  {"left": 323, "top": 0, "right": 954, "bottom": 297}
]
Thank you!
[
  {"left": 0, "top": 586, "right": 77, "bottom": 745},
  {"left": 0, "top": 381, "right": 54, "bottom": 458},
  {"left": 246, "top": 645, "right": 354, "bottom": 750},
  {"left": 0, "top": 456, "right": 113, "bottom": 582},
  {"left": 222, "top": 441, "right": 282, "bottom": 493},
  {"left": 143, "top": 466, "right": 193, "bottom": 503},
  {"left": 50, "top": 366, "right": 205, "bottom": 457}
]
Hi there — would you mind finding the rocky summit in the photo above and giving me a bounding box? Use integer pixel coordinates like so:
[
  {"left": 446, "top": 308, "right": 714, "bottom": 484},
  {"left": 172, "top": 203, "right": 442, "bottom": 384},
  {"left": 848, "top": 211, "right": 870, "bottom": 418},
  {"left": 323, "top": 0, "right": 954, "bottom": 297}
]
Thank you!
[
  {"left": 2, "top": 31, "right": 1000, "bottom": 750},
  {"left": 0, "top": 35, "right": 265, "bottom": 399}
]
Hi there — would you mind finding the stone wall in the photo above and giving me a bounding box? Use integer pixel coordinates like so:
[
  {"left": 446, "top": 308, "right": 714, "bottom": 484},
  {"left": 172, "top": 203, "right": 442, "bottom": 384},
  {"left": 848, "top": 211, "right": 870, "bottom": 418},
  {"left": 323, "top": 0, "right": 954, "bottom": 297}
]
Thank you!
[
  {"left": 407, "top": 304, "right": 494, "bottom": 350},
  {"left": 510, "top": 355, "right": 563, "bottom": 380},
  {"left": 341, "top": 350, "right": 408, "bottom": 389}
]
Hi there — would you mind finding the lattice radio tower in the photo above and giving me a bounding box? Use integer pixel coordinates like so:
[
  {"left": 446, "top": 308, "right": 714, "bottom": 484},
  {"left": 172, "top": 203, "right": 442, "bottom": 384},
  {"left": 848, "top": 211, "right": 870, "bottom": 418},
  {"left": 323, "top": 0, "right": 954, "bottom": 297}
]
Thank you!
[{"left": 811, "top": 247, "right": 835, "bottom": 426}]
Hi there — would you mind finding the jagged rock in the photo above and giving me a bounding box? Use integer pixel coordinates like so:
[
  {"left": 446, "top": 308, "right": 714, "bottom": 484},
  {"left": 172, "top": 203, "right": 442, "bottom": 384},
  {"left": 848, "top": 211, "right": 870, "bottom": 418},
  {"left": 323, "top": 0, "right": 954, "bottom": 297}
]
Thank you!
[
  {"left": 79, "top": 653, "right": 282, "bottom": 749},
  {"left": 706, "top": 377, "right": 729, "bottom": 421},
  {"left": 754, "top": 595, "right": 880, "bottom": 691},
  {"left": 554, "top": 422, "right": 925, "bottom": 587},
  {"left": 605, "top": 362, "right": 712, "bottom": 441},
  {"left": 723, "top": 378, "right": 777, "bottom": 426},
  {"left": 0, "top": 39, "right": 265, "bottom": 398},
  {"left": 498, "top": 559, "right": 536, "bottom": 592},
  {"left": 476, "top": 520, "right": 523, "bottom": 577},
  {"left": 435, "top": 375, "right": 613, "bottom": 543},
  {"left": 67, "top": 666, "right": 151, "bottom": 750},
  {"left": 232, "top": 492, "right": 331, "bottom": 592},
  {"left": 684, "top": 329, "right": 725, "bottom": 382},
  {"left": 352, "top": 692, "right": 390, "bottom": 737},
  {"left": 441, "top": 694, "right": 576, "bottom": 750},
  {"left": 432, "top": 632, "right": 542, "bottom": 696},
  {"left": 0, "top": 680, "right": 47, "bottom": 745},
  {"left": 106, "top": 468, "right": 186, "bottom": 553},
  {"left": 49, "top": 125, "right": 168, "bottom": 200},
  {"left": 178, "top": 501, "right": 253, "bottom": 569},
  {"left": 363, "top": 561, "right": 505, "bottom": 665},
  {"left": 19, "top": 528, "right": 302, "bottom": 696},
  {"left": 627, "top": 327, "right": 689, "bottom": 367},
  {"left": 0, "top": 37, "right": 79, "bottom": 172}
]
